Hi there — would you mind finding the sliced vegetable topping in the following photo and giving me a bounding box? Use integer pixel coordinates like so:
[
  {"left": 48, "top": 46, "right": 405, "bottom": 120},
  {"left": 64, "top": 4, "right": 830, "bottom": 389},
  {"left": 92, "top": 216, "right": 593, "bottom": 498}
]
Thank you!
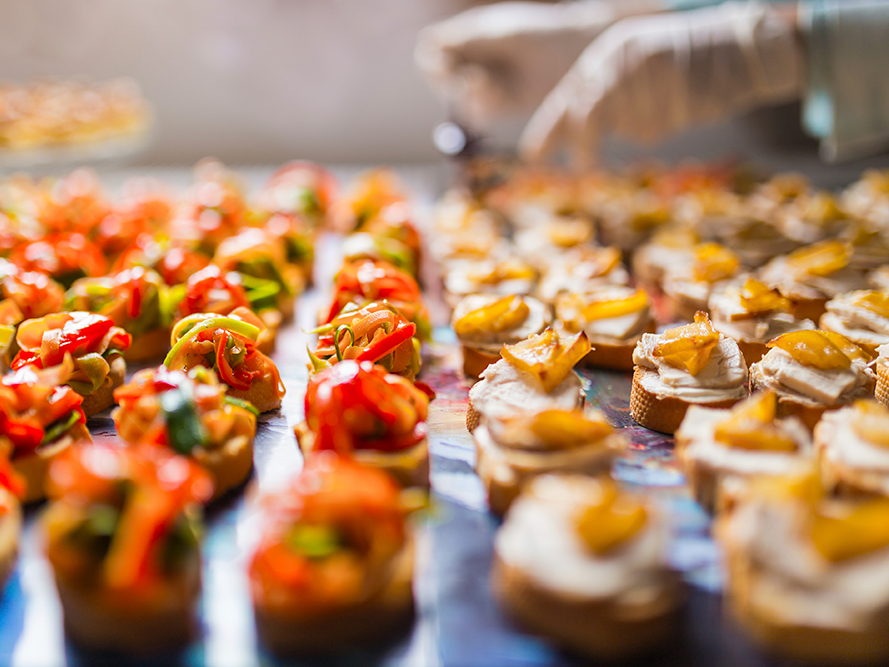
[
  {"left": 654, "top": 312, "right": 719, "bottom": 376},
  {"left": 501, "top": 329, "right": 590, "bottom": 393}
]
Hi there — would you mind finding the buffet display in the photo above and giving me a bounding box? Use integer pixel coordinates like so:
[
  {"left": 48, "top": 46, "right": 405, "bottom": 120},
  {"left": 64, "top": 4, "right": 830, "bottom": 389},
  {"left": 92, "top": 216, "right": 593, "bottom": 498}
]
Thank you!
[{"left": 2, "top": 158, "right": 889, "bottom": 662}]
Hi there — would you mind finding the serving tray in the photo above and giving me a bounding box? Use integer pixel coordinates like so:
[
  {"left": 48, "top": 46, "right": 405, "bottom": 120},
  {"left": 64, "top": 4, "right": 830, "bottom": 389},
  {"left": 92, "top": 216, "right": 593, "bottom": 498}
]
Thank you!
[{"left": 0, "top": 189, "right": 787, "bottom": 667}]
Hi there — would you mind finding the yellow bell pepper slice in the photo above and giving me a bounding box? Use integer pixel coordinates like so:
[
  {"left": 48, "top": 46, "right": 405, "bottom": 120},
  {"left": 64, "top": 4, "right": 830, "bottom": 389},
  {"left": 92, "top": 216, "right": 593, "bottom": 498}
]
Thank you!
[
  {"left": 454, "top": 295, "right": 530, "bottom": 337},
  {"left": 654, "top": 311, "right": 719, "bottom": 376},
  {"left": 576, "top": 478, "right": 648, "bottom": 555},
  {"left": 812, "top": 497, "right": 889, "bottom": 562},
  {"left": 851, "top": 400, "right": 889, "bottom": 448},
  {"left": 692, "top": 243, "right": 739, "bottom": 283},
  {"left": 767, "top": 330, "right": 852, "bottom": 371},
  {"left": 738, "top": 278, "right": 791, "bottom": 317},
  {"left": 501, "top": 328, "right": 590, "bottom": 393},
  {"left": 581, "top": 289, "right": 648, "bottom": 322},
  {"left": 785, "top": 240, "right": 851, "bottom": 277},
  {"left": 713, "top": 392, "right": 797, "bottom": 452}
]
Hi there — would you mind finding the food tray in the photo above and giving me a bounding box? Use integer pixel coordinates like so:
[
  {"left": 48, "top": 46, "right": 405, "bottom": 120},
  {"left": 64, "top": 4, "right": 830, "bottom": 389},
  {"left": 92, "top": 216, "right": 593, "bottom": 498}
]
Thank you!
[{"left": 0, "top": 176, "right": 785, "bottom": 667}]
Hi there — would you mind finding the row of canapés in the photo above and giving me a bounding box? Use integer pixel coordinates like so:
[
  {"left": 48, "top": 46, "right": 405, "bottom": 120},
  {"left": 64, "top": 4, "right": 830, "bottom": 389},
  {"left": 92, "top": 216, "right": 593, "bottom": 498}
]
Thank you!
[
  {"left": 435, "top": 162, "right": 889, "bottom": 372},
  {"left": 0, "top": 165, "right": 432, "bottom": 656},
  {"left": 433, "top": 163, "right": 889, "bottom": 664}
]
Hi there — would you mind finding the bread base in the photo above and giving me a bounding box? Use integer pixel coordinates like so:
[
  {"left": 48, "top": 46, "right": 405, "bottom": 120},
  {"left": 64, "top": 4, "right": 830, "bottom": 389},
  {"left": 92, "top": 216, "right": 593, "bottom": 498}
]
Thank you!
[
  {"left": 254, "top": 535, "right": 415, "bottom": 657},
  {"left": 475, "top": 434, "right": 618, "bottom": 516},
  {"left": 295, "top": 424, "right": 429, "bottom": 489},
  {"left": 0, "top": 493, "right": 21, "bottom": 587},
  {"left": 876, "top": 363, "right": 889, "bottom": 408},
  {"left": 14, "top": 425, "right": 89, "bottom": 504},
  {"left": 124, "top": 328, "right": 170, "bottom": 363},
  {"left": 723, "top": 540, "right": 889, "bottom": 665},
  {"left": 630, "top": 368, "right": 740, "bottom": 435},
  {"left": 466, "top": 400, "right": 480, "bottom": 433},
  {"left": 736, "top": 339, "right": 769, "bottom": 365},
  {"left": 227, "top": 376, "right": 283, "bottom": 414},
  {"left": 749, "top": 374, "right": 830, "bottom": 432},
  {"left": 79, "top": 356, "right": 126, "bottom": 417},
  {"left": 491, "top": 554, "right": 683, "bottom": 661},
  {"left": 193, "top": 434, "right": 254, "bottom": 501},
  {"left": 461, "top": 345, "right": 500, "bottom": 381},
  {"left": 54, "top": 554, "right": 201, "bottom": 653},
  {"left": 790, "top": 297, "right": 829, "bottom": 323},
  {"left": 581, "top": 339, "right": 637, "bottom": 372}
]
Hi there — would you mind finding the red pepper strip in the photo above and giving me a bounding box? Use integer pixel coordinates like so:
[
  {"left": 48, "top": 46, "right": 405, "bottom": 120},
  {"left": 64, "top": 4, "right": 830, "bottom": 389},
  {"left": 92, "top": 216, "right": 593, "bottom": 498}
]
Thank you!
[
  {"left": 253, "top": 542, "right": 310, "bottom": 588},
  {"left": 42, "top": 315, "right": 115, "bottom": 367},
  {"left": 0, "top": 407, "right": 43, "bottom": 451},
  {"left": 43, "top": 387, "right": 85, "bottom": 426},
  {"left": 311, "top": 388, "right": 356, "bottom": 454},
  {"left": 355, "top": 322, "right": 416, "bottom": 364},
  {"left": 214, "top": 331, "right": 252, "bottom": 390},
  {"left": 0, "top": 458, "right": 25, "bottom": 499},
  {"left": 103, "top": 485, "right": 179, "bottom": 590},
  {"left": 10, "top": 349, "right": 42, "bottom": 371},
  {"left": 362, "top": 422, "right": 427, "bottom": 452},
  {"left": 125, "top": 275, "right": 143, "bottom": 320},
  {"left": 413, "top": 381, "right": 436, "bottom": 401},
  {"left": 109, "top": 329, "right": 133, "bottom": 352}
]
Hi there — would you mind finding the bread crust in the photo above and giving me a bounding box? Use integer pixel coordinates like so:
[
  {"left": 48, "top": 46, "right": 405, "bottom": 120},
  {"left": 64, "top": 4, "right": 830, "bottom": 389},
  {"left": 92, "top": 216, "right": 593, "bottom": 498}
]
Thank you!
[
  {"left": 876, "top": 363, "right": 889, "bottom": 408},
  {"left": 0, "top": 493, "right": 21, "bottom": 587},
  {"left": 721, "top": 529, "right": 889, "bottom": 665},
  {"left": 735, "top": 339, "right": 769, "bottom": 365},
  {"left": 54, "top": 551, "right": 201, "bottom": 653},
  {"left": 254, "top": 534, "right": 415, "bottom": 656},
  {"left": 630, "top": 368, "right": 740, "bottom": 435},
  {"left": 226, "top": 373, "right": 283, "bottom": 414},
  {"left": 581, "top": 339, "right": 637, "bottom": 372},
  {"left": 790, "top": 297, "right": 829, "bottom": 324},
  {"left": 79, "top": 356, "right": 126, "bottom": 417},
  {"left": 474, "top": 429, "right": 619, "bottom": 516},
  {"left": 124, "top": 327, "right": 170, "bottom": 363},
  {"left": 193, "top": 434, "right": 254, "bottom": 501},
  {"left": 491, "top": 553, "right": 683, "bottom": 660},
  {"left": 466, "top": 400, "right": 480, "bottom": 433},
  {"left": 748, "top": 373, "right": 829, "bottom": 432},
  {"left": 14, "top": 423, "right": 90, "bottom": 504},
  {"left": 461, "top": 345, "right": 500, "bottom": 381},
  {"left": 295, "top": 423, "right": 429, "bottom": 489}
]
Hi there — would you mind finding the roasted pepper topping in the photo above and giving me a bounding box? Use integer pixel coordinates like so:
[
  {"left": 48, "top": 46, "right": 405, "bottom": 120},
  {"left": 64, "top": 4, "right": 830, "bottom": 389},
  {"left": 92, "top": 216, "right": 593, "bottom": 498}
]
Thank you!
[
  {"left": 713, "top": 392, "right": 797, "bottom": 452},
  {"left": 811, "top": 497, "right": 889, "bottom": 562},
  {"left": 853, "top": 290, "right": 889, "bottom": 319},
  {"left": 767, "top": 330, "right": 856, "bottom": 371},
  {"left": 654, "top": 312, "right": 719, "bottom": 376},
  {"left": 454, "top": 295, "right": 530, "bottom": 337},
  {"left": 738, "top": 277, "right": 791, "bottom": 317},
  {"left": 850, "top": 400, "right": 889, "bottom": 448},
  {"left": 692, "top": 243, "right": 739, "bottom": 283},
  {"left": 498, "top": 409, "right": 613, "bottom": 451},
  {"left": 581, "top": 289, "right": 649, "bottom": 322},
  {"left": 575, "top": 478, "right": 648, "bottom": 555},
  {"left": 468, "top": 258, "right": 536, "bottom": 286},
  {"left": 785, "top": 240, "right": 851, "bottom": 277},
  {"left": 547, "top": 217, "right": 591, "bottom": 247},
  {"left": 501, "top": 329, "right": 590, "bottom": 393}
]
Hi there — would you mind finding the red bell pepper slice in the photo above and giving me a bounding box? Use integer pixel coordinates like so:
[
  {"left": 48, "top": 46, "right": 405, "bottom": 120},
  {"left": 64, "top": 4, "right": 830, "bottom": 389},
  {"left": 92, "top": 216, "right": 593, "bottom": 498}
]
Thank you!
[
  {"left": 214, "top": 331, "right": 253, "bottom": 391},
  {"left": 355, "top": 321, "right": 416, "bottom": 364},
  {"left": 10, "top": 349, "right": 41, "bottom": 371}
]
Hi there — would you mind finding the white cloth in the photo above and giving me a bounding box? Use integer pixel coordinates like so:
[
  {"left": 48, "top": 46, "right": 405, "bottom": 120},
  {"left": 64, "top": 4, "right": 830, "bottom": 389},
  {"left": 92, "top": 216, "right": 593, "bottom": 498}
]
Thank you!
[
  {"left": 519, "top": 1, "right": 804, "bottom": 162},
  {"left": 414, "top": 0, "right": 663, "bottom": 127}
]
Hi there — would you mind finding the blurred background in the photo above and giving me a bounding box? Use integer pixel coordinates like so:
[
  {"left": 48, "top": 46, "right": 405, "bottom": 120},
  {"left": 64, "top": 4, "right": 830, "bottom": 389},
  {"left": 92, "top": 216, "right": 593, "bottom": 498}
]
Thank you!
[{"left": 0, "top": 0, "right": 886, "bottom": 183}]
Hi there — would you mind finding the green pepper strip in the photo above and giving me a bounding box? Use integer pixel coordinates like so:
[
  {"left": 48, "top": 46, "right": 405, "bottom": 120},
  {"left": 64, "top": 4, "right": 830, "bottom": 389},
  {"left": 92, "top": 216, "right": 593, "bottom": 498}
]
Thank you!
[
  {"left": 223, "top": 395, "right": 259, "bottom": 416},
  {"left": 165, "top": 316, "right": 260, "bottom": 368},
  {"left": 159, "top": 384, "right": 206, "bottom": 455},
  {"left": 333, "top": 325, "right": 355, "bottom": 362},
  {"left": 40, "top": 411, "right": 82, "bottom": 446}
]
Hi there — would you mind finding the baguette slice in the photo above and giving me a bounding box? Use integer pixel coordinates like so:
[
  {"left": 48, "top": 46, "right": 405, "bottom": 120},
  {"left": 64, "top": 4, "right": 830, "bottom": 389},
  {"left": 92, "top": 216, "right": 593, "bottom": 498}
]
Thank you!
[{"left": 254, "top": 534, "right": 415, "bottom": 656}]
